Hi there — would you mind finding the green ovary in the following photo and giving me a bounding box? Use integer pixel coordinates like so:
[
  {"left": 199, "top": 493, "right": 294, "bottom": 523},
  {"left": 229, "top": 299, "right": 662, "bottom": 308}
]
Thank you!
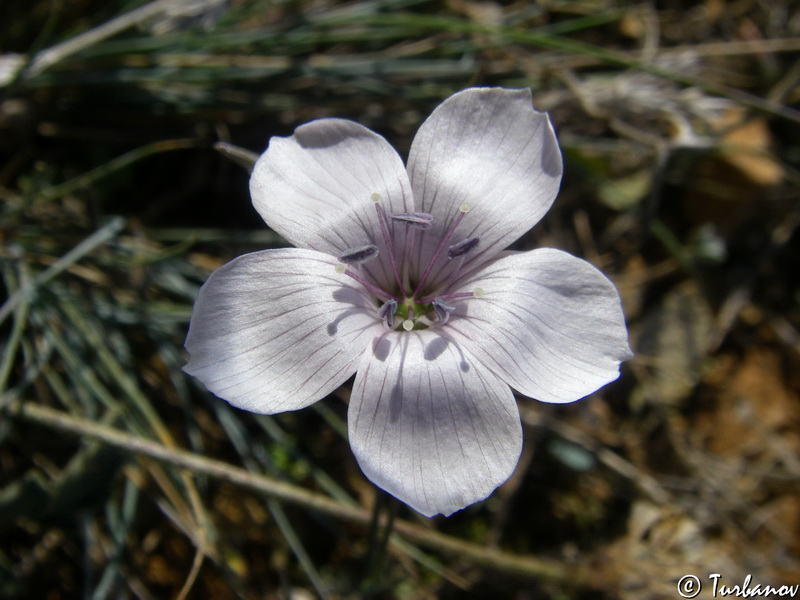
[{"left": 397, "top": 298, "right": 433, "bottom": 330}]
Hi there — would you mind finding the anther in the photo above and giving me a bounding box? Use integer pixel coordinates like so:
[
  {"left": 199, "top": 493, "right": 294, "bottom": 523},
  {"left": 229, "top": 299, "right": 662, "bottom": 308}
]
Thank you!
[
  {"left": 432, "top": 298, "right": 455, "bottom": 325},
  {"left": 447, "top": 236, "right": 480, "bottom": 260},
  {"left": 459, "top": 203, "right": 471, "bottom": 213},
  {"left": 371, "top": 192, "right": 382, "bottom": 203},
  {"left": 338, "top": 244, "right": 379, "bottom": 265},
  {"left": 377, "top": 299, "right": 398, "bottom": 328},
  {"left": 334, "top": 264, "right": 346, "bottom": 274},
  {"left": 389, "top": 212, "right": 433, "bottom": 230},
  {"left": 402, "top": 320, "right": 414, "bottom": 331},
  {"left": 474, "top": 288, "right": 485, "bottom": 298}
]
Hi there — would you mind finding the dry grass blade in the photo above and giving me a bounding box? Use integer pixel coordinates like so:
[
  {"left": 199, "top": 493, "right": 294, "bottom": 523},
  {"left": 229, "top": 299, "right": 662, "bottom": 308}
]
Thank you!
[
  {"left": 0, "top": 217, "right": 125, "bottom": 324},
  {"left": 22, "top": 0, "right": 209, "bottom": 79}
]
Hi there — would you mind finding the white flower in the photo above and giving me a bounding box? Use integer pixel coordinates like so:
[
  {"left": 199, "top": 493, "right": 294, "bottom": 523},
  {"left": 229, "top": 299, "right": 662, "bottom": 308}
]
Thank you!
[{"left": 184, "top": 88, "right": 632, "bottom": 517}]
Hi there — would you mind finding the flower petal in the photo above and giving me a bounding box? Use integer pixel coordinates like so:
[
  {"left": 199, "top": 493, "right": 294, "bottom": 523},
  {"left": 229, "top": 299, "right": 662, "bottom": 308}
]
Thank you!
[
  {"left": 406, "top": 87, "right": 563, "bottom": 290},
  {"left": 446, "top": 249, "right": 632, "bottom": 403},
  {"left": 184, "top": 248, "right": 383, "bottom": 413},
  {"left": 250, "top": 118, "right": 415, "bottom": 292},
  {"left": 349, "top": 330, "right": 522, "bottom": 517}
]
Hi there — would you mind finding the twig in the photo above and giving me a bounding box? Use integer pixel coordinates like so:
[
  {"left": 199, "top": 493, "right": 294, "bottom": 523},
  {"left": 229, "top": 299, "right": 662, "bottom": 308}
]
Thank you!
[{"left": 6, "top": 401, "right": 574, "bottom": 584}]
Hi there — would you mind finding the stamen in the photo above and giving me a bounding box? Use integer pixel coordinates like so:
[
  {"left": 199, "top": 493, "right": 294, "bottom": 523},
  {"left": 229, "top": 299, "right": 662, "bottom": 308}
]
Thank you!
[
  {"left": 338, "top": 244, "right": 379, "bottom": 265},
  {"left": 412, "top": 207, "right": 470, "bottom": 298},
  {"left": 474, "top": 288, "right": 485, "bottom": 298},
  {"left": 373, "top": 201, "right": 405, "bottom": 294},
  {"left": 389, "top": 212, "right": 433, "bottom": 230},
  {"left": 432, "top": 298, "right": 455, "bottom": 324},
  {"left": 402, "top": 320, "right": 414, "bottom": 331},
  {"left": 340, "top": 268, "right": 399, "bottom": 302},
  {"left": 447, "top": 236, "right": 479, "bottom": 260},
  {"left": 371, "top": 192, "right": 382, "bottom": 203},
  {"left": 377, "top": 299, "right": 398, "bottom": 328}
]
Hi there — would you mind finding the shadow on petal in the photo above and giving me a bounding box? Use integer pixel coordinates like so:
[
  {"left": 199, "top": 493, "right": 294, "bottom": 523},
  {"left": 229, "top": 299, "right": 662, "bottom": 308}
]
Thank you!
[
  {"left": 372, "top": 335, "right": 391, "bottom": 362},
  {"left": 327, "top": 307, "right": 368, "bottom": 336},
  {"left": 389, "top": 382, "right": 403, "bottom": 423},
  {"left": 332, "top": 286, "right": 369, "bottom": 304},
  {"left": 295, "top": 123, "right": 339, "bottom": 149},
  {"left": 295, "top": 120, "right": 374, "bottom": 149},
  {"left": 425, "top": 334, "right": 472, "bottom": 372},
  {"left": 328, "top": 287, "right": 375, "bottom": 335},
  {"left": 424, "top": 335, "right": 449, "bottom": 361},
  {"left": 541, "top": 131, "right": 562, "bottom": 177}
]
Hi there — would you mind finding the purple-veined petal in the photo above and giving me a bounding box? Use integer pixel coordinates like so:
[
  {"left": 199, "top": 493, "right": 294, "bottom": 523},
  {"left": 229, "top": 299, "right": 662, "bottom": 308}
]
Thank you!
[
  {"left": 184, "top": 248, "right": 383, "bottom": 413},
  {"left": 446, "top": 249, "right": 632, "bottom": 404},
  {"left": 250, "top": 118, "right": 414, "bottom": 292},
  {"left": 406, "top": 88, "right": 562, "bottom": 292},
  {"left": 349, "top": 330, "right": 522, "bottom": 517}
]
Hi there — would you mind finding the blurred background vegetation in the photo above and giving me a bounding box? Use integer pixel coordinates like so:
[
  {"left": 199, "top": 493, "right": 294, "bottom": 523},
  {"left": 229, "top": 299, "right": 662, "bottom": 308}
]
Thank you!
[{"left": 2, "top": 0, "right": 799, "bottom": 598}]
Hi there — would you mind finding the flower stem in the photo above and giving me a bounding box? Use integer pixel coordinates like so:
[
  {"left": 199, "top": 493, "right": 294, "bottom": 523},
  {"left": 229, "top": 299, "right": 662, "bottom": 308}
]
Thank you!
[{"left": 363, "top": 489, "right": 398, "bottom": 588}]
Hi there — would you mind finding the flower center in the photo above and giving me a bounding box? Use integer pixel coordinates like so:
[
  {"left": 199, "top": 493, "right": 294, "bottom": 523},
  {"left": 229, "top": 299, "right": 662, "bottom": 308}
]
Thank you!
[{"left": 336, "top": 194, "right": 484, "bottom": 331}]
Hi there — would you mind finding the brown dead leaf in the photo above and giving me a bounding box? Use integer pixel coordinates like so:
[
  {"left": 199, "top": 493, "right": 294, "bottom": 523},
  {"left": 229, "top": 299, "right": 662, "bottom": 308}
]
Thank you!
[
  {"left": 720, "top": 112, "right": 783, "bottom": 187},
  {"left": 682, "top": 109, "right": 784, "bottom": 236}
]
